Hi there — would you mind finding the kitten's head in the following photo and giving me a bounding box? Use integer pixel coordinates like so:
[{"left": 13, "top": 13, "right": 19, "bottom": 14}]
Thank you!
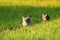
[{"left": 43, "top": 14, "right": 48, "bottom": 17}]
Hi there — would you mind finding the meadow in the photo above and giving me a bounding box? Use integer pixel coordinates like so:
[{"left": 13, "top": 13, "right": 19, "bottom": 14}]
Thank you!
[
  {"left": 0, "top": 0, "right": 60, "bottom": 40},
  {"left": 0, "top": 6, "right": 60, "bottom": 40}
]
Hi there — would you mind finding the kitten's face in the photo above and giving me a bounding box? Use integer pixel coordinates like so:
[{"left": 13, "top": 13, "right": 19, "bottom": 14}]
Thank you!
[
  {"left": 42, "top": 14, "right": 48, "bottom": 21},
  {"left": 43, "top": 14, "right": 48, "bottom": 18},
  {"left": 45, "top": 14, "right": 48, "bottom": 17},
  {"left": 22, "top": 17, "right": 27, "bottom": 26}
]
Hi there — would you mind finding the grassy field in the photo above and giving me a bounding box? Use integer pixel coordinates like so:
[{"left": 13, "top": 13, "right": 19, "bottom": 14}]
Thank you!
[
  {"left": 0, "top": 0, "right": 60, "bottom": 40},
  {"left": 0, "top": 6, "right": 60, "bottom": 40}
]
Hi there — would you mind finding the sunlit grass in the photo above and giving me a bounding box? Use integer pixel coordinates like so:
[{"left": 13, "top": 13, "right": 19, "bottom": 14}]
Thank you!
[
  {"left": 0, "top": 0, "right": 60, "bottom": 7},
  {"left": 1, "top": 18, "right": 60, "bottom": 40}
]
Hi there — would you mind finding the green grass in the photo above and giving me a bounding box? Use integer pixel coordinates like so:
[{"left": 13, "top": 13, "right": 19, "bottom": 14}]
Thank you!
[{"left": 0, "top": 6, "right": 60, "bottom": 40}]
